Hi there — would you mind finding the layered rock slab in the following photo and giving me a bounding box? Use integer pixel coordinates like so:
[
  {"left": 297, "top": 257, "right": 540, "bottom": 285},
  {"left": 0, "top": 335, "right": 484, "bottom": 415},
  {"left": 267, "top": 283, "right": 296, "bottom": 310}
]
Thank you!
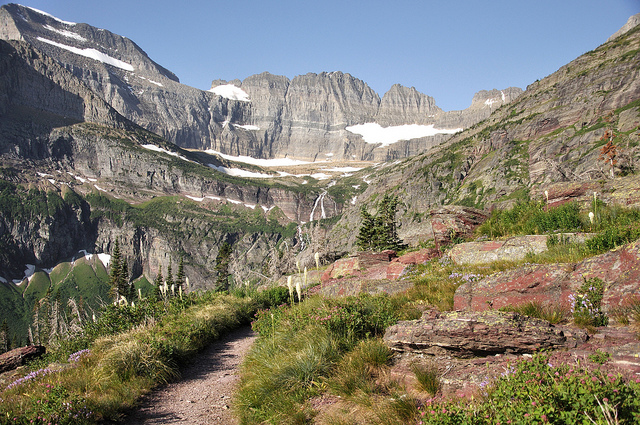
[
  {"left": 453, "top": 239, "right": 640, "bottom": 312},
  {"left": 383, "top": 310, "right": 567, "bottom": 357}
]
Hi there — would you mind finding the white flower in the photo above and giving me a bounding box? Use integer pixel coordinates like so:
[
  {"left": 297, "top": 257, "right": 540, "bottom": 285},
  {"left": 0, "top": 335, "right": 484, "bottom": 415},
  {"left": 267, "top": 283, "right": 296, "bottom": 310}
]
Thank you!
[{"left": 589, "top": 211, "right": 595, "bottom": 224}]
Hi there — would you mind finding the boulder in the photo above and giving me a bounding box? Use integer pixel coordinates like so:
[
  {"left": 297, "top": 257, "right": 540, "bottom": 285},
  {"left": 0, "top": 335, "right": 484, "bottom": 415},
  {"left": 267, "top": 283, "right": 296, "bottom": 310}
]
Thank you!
[
  {"left": 454, "top": 263, "right": 572, "bottom": 311},
  {"left": 383, "top": 310, "right": 567, "bottom": 357},
  {"left": 449, "top": 234, "right": 593, "bottom": 266},
  {"left": 0, "top": 345, "right": 46, "bottom": 373},
  {"left": 453, "top": 239, "right": 640, "bottom": 312}
]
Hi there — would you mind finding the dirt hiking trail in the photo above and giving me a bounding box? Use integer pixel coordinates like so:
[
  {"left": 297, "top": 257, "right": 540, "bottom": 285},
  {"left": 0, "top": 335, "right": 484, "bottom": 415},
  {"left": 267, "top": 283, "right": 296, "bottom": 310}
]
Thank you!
[{"left": 125, "top": 325, "right": 256, "bottom": 424}]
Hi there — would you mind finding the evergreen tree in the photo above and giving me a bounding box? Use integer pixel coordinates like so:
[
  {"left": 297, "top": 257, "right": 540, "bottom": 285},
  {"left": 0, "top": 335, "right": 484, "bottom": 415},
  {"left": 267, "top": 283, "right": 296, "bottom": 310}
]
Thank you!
[
  {"left": 166, "top": 263, "right": 174, "bottom": 296},
  {"left": 356, "top": 194, "right": 405, "bottom": 252},
  {"left": 356, "top": 207, "right": 377, "bottom": 250},
  {"left": 109, "top": 239, "right": 122, "bottom": 300},
  {"left": 175, "top": 255, "right": 185, "bottom": 292},
  {"left": 215, "top": 242, "right": 233, "bottom": 291},
  {"left": 0, "top": 320, "right": 9, "bottom": 353},
  {"left": 379, "top": 194, "right": 405, "bottom": 250},
  {"left": 153, "top": 267, "right": 164, "bottom": 300}
]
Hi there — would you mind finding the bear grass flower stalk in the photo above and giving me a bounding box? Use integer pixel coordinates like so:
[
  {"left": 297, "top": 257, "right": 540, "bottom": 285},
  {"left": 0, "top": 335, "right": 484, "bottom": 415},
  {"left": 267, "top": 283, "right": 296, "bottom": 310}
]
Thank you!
[{"left": 287, "top": 275, "right": 294, "bottom": 303}]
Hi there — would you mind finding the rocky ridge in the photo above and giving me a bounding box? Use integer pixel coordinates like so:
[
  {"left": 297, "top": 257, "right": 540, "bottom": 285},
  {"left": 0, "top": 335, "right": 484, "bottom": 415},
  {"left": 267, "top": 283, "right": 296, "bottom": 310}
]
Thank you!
[{"left": 0, "top": 3, "right": 521, "bottom": 162}]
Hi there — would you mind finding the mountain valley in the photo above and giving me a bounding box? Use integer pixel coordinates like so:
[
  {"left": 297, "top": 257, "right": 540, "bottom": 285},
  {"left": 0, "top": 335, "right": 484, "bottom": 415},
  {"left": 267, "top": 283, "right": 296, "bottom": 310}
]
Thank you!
[{"left": 0, "top": 2, "right": 638, "bottom": 350}]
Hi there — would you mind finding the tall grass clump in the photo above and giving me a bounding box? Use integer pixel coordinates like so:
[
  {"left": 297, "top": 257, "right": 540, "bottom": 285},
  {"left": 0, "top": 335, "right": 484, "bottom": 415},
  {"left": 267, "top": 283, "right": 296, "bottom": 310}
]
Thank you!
[
  {"left": 411, "top": 361, "right": 441, "bottom": 395},
  {"left": 327, "top": 339, "right": 392, "bottom": 397},
  {"left": 405, "top": 256, "right": 488, "bottom": 312},
  {"left": 477, "top": 201, "right": 583, "bottom": 238},
  {"left": 237, "top": 294, "right": 400, "bottom": 424},
  {"left": 500, "top": 301, "right": 568, "bottom": 324},
  {"left": 235, "top": 325, "right": 339, "bottom": 424}
]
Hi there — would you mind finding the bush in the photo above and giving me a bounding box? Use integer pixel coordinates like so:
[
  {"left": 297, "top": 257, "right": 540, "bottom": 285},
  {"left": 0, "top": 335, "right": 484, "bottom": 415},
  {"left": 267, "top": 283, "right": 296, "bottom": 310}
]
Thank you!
[
  {"left": 570, "top": 277, "right": 608, "bottom": 328},
  {"left": 420, "top": 353, "right": 640, "bottom": 424}
]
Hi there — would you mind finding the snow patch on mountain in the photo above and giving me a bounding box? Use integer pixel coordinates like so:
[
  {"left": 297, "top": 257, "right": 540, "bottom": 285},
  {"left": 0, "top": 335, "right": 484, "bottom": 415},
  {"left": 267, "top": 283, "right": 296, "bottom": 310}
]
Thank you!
[
  {"left": 205, "top": 150, "right": 314, "bottom": 167},
  {"left": 345, "top": 123, "right": 462, "bottom": 148},
  {"left": 36, "top": 37, "right": 134, "bottom": 71},
  {"left": 141, "top": 144, "right": 192, "bottom": 162},
  {"left": 208, "top": 84, "right": 250, "bottom": 102},
  {"left": 235, "top": 124, "right": 260, "bottom": 131},
  {"left": 43, "top": 24, "right": 86, "bottom": 41},
  {"left": 208, "top": 164, "right": 276, "bottom": 179},
  {"left": 25, "top": 6, "right": 76, "bottom": 25}
]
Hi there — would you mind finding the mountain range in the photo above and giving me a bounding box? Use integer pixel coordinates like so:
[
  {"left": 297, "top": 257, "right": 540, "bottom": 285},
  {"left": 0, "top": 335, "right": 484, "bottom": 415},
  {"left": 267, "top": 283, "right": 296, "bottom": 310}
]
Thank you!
[{"left": 0, "top": 3, "right": 521, "bottom": 162}]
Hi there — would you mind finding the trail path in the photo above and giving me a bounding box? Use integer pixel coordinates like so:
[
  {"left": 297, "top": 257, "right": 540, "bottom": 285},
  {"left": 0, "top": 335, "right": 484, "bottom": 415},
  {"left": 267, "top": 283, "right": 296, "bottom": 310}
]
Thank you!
[{"left": 126, "top": 326, "right": 256, "bottom": 424}]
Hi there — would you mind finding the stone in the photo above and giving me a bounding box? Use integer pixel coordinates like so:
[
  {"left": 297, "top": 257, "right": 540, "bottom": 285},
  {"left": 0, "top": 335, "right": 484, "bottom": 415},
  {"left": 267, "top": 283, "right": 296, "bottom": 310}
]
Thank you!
[
  {"left": 383, "top": 310, "right": 567, "bottom": 357},
  {"left": 0, "top": 345, "right": 46, "bottom": 374},
  {"left": 449, "top": 234, "right": 594, "bottom": 266},
  {"left": 453, "top": 240, "right": 640, "bottom": 313}
]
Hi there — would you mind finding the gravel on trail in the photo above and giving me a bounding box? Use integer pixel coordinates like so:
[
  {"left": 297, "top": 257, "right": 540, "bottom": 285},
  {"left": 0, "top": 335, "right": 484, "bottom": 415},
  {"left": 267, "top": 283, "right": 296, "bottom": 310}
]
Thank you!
[{"left": 125, "top": 325, "right": 256, "bottom": 424}]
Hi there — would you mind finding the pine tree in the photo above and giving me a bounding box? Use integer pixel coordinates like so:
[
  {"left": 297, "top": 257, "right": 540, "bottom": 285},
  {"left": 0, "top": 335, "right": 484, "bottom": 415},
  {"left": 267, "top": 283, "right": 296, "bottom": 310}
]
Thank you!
[
  {"left": 379, "top": 194, "right": 404, "bottom": 250},
  {"left": 153, "top": 267, "right": 164, "bottom": 300},
  {"left": 215, "top": 242, "right": 233, "bottom": 291},
  {"left": 109, "top": 239, "right": 122, "bottom": 300},
  {"left": 175, "top": 255, "right": 185, "bottom": 292},
  {"left": 0, "top": 320, "right": 9, "bottom": 353},
  {"left": 356, "top": 207, "right": 377, "bottom": 250},
  {"left": 355, "top": 194, "right": 405, "bottom": 252},
  {"left": 166, "top": 263, "right": 174, "bottom": 296}
]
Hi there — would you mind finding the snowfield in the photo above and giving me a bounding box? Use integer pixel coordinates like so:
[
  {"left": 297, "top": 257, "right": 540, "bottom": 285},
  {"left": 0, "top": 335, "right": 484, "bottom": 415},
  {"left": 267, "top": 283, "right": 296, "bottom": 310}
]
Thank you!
[
  {"left": 26, "top": 6, "right": 76, "bottom": 25},
  {"left": 205, "top": 150, "right": 314, "bottom": 167},
  {"left": 208, "top": 84, "right": 250, "bottom": 102},
  {"left": 43, "top": 24, "right": 86, "bottom": 41},
  {"left": 36, "top": 37, "right": 134, "bottom": 71},
  {"left": 345, "top": 123, "right": 461, "bottom": 148}
]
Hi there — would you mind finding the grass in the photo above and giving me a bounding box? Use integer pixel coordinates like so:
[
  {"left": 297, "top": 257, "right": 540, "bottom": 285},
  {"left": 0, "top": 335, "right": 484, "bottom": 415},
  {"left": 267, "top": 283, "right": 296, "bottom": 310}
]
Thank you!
[
  {"left": 499, "top": 301, "right": 569, "bottom": 324},
  {"left": 411, "top": 361, "right": 441, "bottom": 395},
  {"left": 0, "top": 288, "right": 288, "bottom": 424}
]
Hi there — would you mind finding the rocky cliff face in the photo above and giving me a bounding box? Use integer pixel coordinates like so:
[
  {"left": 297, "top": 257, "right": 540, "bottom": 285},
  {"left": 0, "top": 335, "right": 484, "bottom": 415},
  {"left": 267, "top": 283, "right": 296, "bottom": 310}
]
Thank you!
[
  {"left": 0, "top": 36, "right": 317, "bottom": 287},
  {"left": 0, "top": 4, "right": 521, "bottom": 162}
]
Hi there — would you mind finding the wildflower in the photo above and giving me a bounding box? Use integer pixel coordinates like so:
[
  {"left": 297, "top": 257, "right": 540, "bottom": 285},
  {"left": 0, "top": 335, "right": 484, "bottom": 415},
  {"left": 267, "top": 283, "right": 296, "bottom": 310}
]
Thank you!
[{"left": 589, "top": 211, "right": 594, "bottom": 224}]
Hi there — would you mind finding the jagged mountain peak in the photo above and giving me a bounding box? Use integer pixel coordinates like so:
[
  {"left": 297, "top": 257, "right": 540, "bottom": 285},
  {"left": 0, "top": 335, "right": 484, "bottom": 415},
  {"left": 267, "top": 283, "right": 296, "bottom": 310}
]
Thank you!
[
  {"left": 0, "top": 3, "right": 179, "bottom": 82},
  {"left": 0, "top": 3, "right": 522, "bottom": 162}
]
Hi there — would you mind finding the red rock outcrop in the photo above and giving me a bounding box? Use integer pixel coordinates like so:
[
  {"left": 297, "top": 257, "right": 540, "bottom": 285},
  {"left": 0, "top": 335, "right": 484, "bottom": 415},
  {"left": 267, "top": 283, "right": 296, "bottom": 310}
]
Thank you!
[{"left": 454, "top": 240, "right": 640, "bottom": 312}]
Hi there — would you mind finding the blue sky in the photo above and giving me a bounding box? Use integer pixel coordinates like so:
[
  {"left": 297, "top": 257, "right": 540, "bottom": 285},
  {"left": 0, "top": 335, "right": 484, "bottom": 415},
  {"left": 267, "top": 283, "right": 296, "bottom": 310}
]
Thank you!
[{"left": 2, "top": 0, "right": 638, "bottom": 111}]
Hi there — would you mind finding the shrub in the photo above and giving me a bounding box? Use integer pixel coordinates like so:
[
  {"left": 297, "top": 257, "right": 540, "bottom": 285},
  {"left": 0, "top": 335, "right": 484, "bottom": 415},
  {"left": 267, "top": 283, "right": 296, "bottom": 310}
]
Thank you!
[
  {"left": 420, "top": 353, "right": 640, "bottom": 424},
  {"left": 570, "top": 277, "right": 608, "bottom": 328}
]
